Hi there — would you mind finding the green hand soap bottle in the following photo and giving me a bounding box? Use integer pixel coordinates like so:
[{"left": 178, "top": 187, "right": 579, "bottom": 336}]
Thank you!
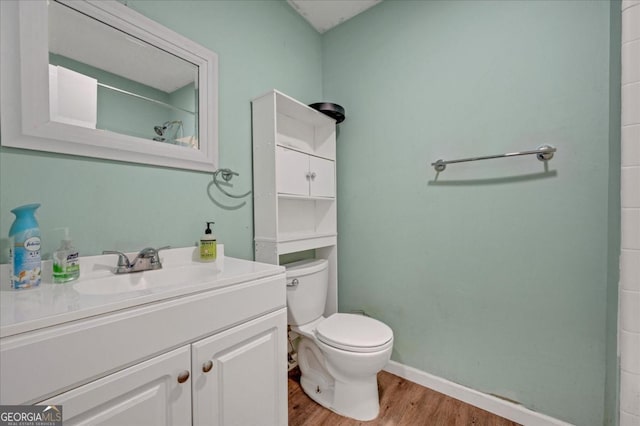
[
  {"left": 52, "top": 227, "right": 80, "bottom": 283},
  {"left": 199, "top": 221, "right": 216, "bottom": 262}
]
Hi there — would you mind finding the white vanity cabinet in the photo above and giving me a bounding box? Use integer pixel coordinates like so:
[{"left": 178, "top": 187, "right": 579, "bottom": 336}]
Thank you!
[
  {"left": 41, "top": 310, "right": 287, "bottom": 426},
  {"left": 0, "top": 252, "right": 287, "bottom": 426},
  {"left": 252, "top": 89, "right": 338, "bottom": 315}
]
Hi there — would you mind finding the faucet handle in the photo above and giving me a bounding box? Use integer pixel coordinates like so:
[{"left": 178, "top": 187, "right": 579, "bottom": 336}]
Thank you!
[
  {"left": 136, "top": 246, "right": 170, "bottom": 267},
  {"left": 150, "top": 246, "right": 170, "bottom": 264},
  {"left": 102, "top": 250, "right": 131, "bottom": 268}
]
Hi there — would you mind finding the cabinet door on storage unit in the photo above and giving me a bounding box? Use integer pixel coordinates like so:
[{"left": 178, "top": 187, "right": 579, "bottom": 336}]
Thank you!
[
  {"left": 277, "top": 146, "right": 335, "bottom": 198},
  {"left": 40, "top": 346, "right": 192, "bottom": 426},
  {"left": 191, "top": 309, "right": 287, "bottom": 426},
  {"left": 309, "top": 156, "right": 335, "bottom": 198},
  {"left": 277, "top": 146, "right": 309, "bottom": 196}
]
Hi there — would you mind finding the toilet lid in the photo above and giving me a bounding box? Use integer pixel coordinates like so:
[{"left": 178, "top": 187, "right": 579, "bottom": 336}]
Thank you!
[{"left": 316, "top": 313, "right": 393, "bottom": 352}]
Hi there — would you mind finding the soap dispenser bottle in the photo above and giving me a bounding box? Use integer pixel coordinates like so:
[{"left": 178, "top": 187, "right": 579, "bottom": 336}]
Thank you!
[
  {"left": 52, "top": 227, "right": 80, "bottom": 283},
  {"left": 199, "top": 221, "right": 217, "bottom": 262},
  {"left": 9, "top": 203, "right": 42, "bottom": 289}
]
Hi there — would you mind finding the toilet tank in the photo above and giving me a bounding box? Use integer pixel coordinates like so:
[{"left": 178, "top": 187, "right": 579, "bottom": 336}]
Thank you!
[{"left": 284, "top": 259, "right": 328, "bottom": 326}]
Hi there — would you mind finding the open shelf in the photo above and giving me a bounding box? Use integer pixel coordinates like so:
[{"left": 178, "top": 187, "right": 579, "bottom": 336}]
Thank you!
[
  {"left": 275, "top": 141, "right": 334, "bottom": 161},
  {"left": 277, "top": 198, "right": 335, "bottom": 238},
  {"left": 272, "top": 90, "right": 332, "bottom": 127},
  {"left": 271, "top": 91, "right": 335, "bottom": 160},
  {"left": 277, "top": 193, "right": 335, "bottom": 201},
  {"left": 276, "top": 234, "right": 337, "bottom": 255}
]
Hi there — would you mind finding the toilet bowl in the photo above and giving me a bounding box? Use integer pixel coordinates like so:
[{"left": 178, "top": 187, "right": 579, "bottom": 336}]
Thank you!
[{"left": 285, "top": 259, "right": 394, "bottom": 421}]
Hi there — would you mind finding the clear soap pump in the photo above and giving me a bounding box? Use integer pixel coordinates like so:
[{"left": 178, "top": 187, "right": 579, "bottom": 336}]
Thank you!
[{"left": 52, "top": 227, "right": 80, "bottom": 283}]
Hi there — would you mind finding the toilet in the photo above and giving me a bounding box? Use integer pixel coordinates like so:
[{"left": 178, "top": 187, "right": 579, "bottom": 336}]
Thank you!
[{"left": 285, "top": 259, "right": 393, "bottom": 421}]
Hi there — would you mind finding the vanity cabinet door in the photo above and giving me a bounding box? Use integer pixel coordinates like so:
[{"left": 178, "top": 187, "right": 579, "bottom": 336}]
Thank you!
[
  {"left": 40, "top": 346, "right": 192, "bottom": 426},
  {"left": 191, "top": 309, "right": 287, "bottom": 426}
]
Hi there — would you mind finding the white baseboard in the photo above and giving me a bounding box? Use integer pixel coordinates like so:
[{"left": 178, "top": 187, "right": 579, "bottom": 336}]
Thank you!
[{"left": 383, "top": 360, "right": 574, "bottom": 426}]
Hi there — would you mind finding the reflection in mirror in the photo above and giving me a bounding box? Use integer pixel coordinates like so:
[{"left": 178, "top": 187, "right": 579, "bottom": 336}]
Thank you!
[{"left": 48, "top": 1, "right": 199, "bottom": 149}]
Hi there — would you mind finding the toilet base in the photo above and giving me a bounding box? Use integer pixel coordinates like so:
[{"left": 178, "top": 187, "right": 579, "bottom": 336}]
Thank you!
[
  {"left": 300, "top": 373, "right": 335, "bottom": 414},
  {"left": 301, "top": 374, "right": 380, "bottom": 421},
  {"left": 297, "top": 338, "right": 381, "bottom": 421}
]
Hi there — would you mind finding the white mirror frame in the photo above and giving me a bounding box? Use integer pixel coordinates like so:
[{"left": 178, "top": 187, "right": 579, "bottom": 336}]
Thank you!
[{"left": 0, "top": 0, "right": 218, "bottom": 172}]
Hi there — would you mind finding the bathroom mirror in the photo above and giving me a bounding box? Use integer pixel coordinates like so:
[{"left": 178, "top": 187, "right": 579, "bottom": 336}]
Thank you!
[{"left": 0, "top": 0, "right": 218, "bottom": 172}]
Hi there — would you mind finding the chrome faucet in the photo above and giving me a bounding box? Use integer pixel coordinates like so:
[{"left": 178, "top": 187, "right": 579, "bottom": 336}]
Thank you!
[{"left": 103, "top": 246, "right": 170, "bottom": 274}]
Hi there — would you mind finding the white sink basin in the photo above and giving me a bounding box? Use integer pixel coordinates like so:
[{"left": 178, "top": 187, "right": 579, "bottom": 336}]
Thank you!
[
  {"left": 1, "top": 246, "right": 287, "bottom": 339},
  {"left": 74, "top": 264, "right": 219, "bottom": 296}
]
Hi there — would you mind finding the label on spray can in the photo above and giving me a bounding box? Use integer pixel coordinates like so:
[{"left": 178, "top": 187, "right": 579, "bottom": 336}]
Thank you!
[{"left": 10, "top": 233, "right": 41, "bottom": 289}]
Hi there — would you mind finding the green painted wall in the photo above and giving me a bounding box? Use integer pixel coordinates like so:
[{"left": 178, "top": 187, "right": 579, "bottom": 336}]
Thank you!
[
  {"left": 0, "top": 0, "right": 322, "bottom": 261},
  {"left": 169, "top": 83, "right": 198, "bottom": 144},
  {"left": 322, "top": 1, "right": 617, "bottom": 425}
]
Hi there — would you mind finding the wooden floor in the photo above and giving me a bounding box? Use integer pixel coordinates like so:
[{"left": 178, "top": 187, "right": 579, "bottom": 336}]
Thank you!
[{"left": 288, "top": 368, "right": 521, "bottom": 426}]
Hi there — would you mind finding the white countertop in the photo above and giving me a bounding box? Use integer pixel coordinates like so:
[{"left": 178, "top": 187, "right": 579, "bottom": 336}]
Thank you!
[{"left": 0, "top": 246, "right": 284, "bottom": 338}]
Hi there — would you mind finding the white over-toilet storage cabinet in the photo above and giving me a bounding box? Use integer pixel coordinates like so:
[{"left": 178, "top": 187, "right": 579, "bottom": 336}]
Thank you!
[{"left": 252, "top": 90, "right": 338, "bottom": 315}]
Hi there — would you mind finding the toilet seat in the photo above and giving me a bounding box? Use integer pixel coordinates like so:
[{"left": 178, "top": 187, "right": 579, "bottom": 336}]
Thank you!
[{"left": 315, "top": 313, "right": 393, "bottom": 353}]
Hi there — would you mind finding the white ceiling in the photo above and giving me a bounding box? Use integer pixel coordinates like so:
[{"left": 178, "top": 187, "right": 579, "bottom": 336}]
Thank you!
[{"left": 287, "top": 0, "right": 383, "bottom": 34}]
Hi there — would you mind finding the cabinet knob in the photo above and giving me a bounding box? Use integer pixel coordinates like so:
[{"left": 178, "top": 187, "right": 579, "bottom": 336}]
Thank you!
[
  {"left": 177, "top": 370, "right": 190, "bottom": 384},
  {"left": 202, "top": 360, "right": 214, "bottom": 373},
  {"left": 310, "top": 172, "right": 317, "bottom": 180},
  {"left": 287, "top": 278, "right": 299, "bottom": 288},
  {"left": 305, "top": 172, "right": 311, "bottom": 180}
]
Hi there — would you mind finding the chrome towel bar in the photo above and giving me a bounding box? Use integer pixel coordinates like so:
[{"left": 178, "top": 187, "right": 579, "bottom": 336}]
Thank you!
[{"left": 431, "top": 144, "right": 556, "bottom": 172}]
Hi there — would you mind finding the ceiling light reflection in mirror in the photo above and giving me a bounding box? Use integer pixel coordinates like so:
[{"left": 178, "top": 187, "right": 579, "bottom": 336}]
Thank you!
[{"left": 48, "top": 1, "right": 200, "bottom": 149}]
